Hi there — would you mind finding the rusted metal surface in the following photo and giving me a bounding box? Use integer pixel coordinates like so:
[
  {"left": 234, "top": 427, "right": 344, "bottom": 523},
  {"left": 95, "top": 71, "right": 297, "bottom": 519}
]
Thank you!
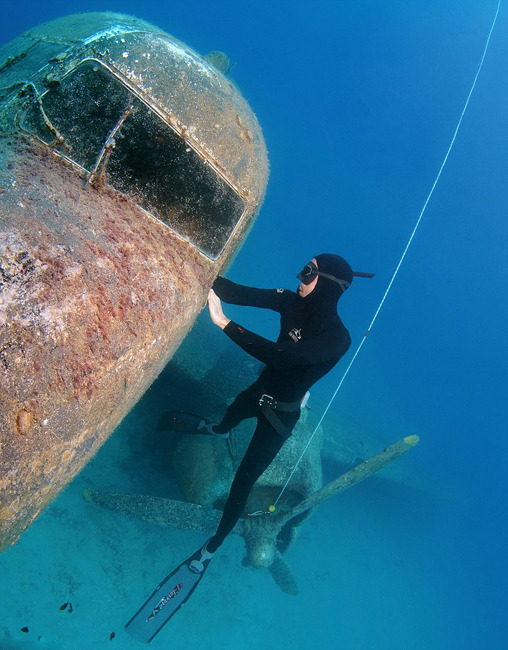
[{"left": 0, "top": 12, "right": 268, "bottom": 551}]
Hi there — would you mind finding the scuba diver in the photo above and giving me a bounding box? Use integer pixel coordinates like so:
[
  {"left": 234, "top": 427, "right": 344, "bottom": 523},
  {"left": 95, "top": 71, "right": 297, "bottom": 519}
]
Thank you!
[{"left": 126, "top": 254, "right": 373, "bottom": 640}]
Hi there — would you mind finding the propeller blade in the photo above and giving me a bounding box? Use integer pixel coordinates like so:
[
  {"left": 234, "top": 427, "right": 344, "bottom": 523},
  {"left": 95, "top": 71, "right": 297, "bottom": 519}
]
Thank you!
[
  {"left": 83, "top": 487, "right": 243, "bottom": 535},
  {"left": 281, "top": 435, "right": 419, "bottom": 524},
  {"left": 268, "top": 549, "right": 299, "bottom": 596}
]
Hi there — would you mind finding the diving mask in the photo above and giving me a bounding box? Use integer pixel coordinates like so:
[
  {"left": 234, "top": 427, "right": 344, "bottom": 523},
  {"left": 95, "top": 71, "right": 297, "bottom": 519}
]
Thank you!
[{"left": 297, "top": 261, "right": 375, "bottom": 291}]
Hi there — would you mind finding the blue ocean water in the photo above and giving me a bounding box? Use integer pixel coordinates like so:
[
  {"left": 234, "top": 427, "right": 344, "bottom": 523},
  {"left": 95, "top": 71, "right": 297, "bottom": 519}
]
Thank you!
[{"left": 1, "top": 1, "right": 507, "bottom": 648}]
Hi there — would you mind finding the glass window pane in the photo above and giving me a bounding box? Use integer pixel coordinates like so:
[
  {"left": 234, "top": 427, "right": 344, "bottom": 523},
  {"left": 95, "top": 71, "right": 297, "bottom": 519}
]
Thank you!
[
  {"left": 22, "top": 62, "right": 131, "bottom": 170},
  {"left": 107, "top": 102, "right": 246, "bottom": 258}
]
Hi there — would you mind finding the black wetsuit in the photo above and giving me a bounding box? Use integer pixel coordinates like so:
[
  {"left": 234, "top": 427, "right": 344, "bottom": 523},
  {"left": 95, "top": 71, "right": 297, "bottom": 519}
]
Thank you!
[{"left": 207, "top": 276, "right": 351, "bottom": 553}]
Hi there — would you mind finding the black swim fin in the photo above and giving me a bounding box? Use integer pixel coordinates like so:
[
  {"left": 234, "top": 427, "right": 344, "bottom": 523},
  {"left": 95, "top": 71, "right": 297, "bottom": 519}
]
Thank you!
[
  {"left": 125, "top": 545, "right": 212, "bottom": 643},
  {"left": 157, "top": 410, "right": 228, "bottom": 438}
]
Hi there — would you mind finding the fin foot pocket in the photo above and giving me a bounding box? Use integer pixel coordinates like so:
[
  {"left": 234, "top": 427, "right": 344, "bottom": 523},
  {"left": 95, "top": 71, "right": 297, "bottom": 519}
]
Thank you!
[
  {"left": 157, "top": 410, "right": 228, "bottom": 437},
  {"left": 197, "top": 420, "right": 229, "bottom": 438}
]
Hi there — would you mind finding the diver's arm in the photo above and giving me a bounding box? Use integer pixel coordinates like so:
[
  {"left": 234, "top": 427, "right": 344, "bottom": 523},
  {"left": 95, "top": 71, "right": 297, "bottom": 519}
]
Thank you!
[
  {"left": 223, "top": 320, "right": 348, "bottom": 369},
  {"left": 212, "top": 276, "right": 288, "bottom": 312},
  {"left": 208, "top": 289, "right": 346, "bottom": 367}
]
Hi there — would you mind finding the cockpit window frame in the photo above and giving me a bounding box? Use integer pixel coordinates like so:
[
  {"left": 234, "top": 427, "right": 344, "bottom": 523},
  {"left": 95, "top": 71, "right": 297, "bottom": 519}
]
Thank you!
[{"left": 18, "top": 58, "right": 248, "bottom": 260}]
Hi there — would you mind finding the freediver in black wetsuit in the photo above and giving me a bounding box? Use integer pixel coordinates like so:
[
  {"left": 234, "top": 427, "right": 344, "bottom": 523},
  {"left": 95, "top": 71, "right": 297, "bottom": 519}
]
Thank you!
[
  {"left": 190, "top": 253, "right": 365, "bottom": 571},
  {"left": 125, "top": 256, "right": 374, "bottom": 636}
]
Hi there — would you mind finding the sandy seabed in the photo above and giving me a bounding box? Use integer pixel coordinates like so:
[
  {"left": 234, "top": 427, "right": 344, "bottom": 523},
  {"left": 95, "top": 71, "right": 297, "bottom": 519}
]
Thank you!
[{"left": 0, "top": 361, "right": 443, "bottom": 650}]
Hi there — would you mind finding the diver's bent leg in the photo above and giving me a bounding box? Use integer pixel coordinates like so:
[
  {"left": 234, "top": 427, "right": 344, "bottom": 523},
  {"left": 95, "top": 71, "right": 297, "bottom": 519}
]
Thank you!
[
  {"left": 213, "top": 381, "right": 262, "bottom": 434},
  {"left": 207, "top": 419, "right": 288, "bottom": 554}
]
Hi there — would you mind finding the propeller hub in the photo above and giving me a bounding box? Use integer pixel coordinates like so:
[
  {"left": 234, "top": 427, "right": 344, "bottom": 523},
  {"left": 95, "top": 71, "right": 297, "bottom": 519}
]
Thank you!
[{"left": 245, "top": 535, "right": 276, "bottom": 568}]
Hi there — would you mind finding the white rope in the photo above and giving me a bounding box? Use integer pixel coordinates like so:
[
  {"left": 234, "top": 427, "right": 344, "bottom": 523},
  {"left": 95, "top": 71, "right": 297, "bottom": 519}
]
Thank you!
[{"left": 273, "top": 0, "right": 501, "bottom": 508}]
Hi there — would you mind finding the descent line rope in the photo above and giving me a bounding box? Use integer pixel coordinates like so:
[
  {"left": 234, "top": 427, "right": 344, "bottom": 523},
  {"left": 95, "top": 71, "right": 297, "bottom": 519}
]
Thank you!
[{"left": 273, "top": 0, "right": 501, "bottom": 508}]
